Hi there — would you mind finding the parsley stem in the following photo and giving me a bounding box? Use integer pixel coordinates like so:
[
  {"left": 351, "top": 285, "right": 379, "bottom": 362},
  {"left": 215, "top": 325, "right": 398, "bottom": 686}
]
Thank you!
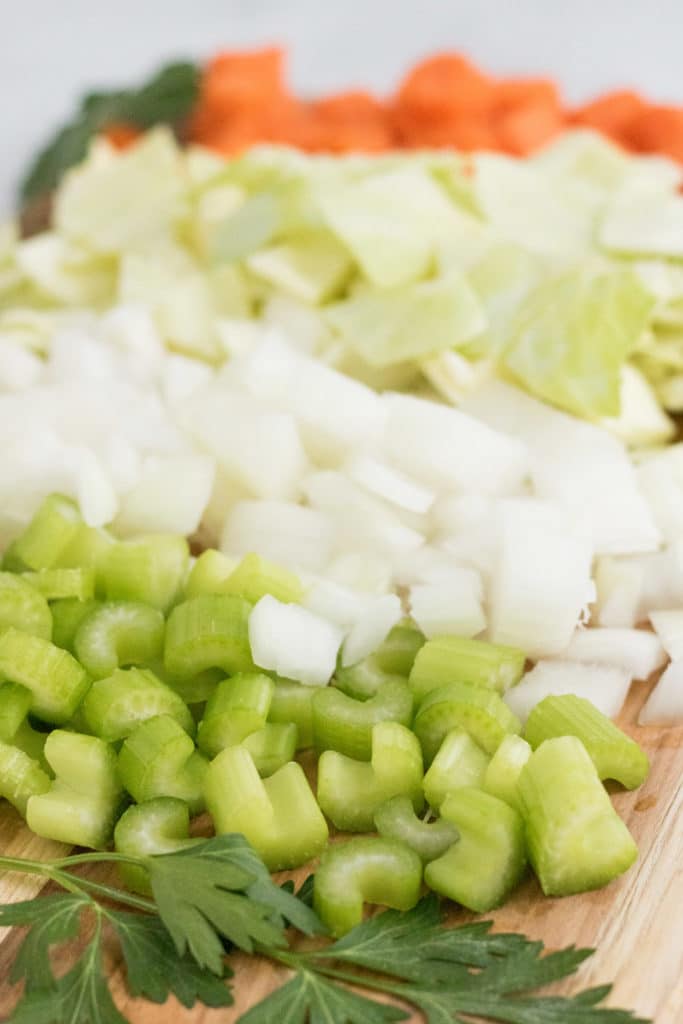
[
  {"left": 270, "top": 949, "right": 403, "bottom": 1001},
  {"left": 51, "top": 850, "right": 149, "bottom": 869},
  {"left": 71, "top": 876, "right": 158, "bottom": 913},
  {"left": 0, "top": 854, "right": 55, "bottom": 875}
]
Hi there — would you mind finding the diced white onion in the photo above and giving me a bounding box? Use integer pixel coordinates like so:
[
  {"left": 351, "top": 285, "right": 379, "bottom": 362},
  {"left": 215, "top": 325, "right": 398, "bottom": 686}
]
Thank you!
[
  {"left": 303, "top": 580, "right": 372, "bottom": 629},
  {"left": 221, "top": 500, "right": 334, "bottom": 573},
  {"left": 638, "top": 661, "right": 683, "bottom": 724},
  {"left": 505, "top": 660, "right": 632, "bottom": 722},
  {"left": 593, "top": 556, "right": 644, "bottom": 628},
  {"left": 410, "top": 571, "right": 486, "bottom": 639},
  {"left": 342, "top": 594, "right": 402, "bottom": 666},
  {"left": 558, "top": 627, "right": 667, "bottom": 681},
  {"left": 115, "top": 454, "right": 215, "bottom": 537},
  {"left": 648, "top": 610, "right": 683, "bottom": 662},
  {"left": 249, "top": 595, "right": 342, "bottom": 687},
  {"left": 344, "top": 453, "right": 435, "bottom": 515}
]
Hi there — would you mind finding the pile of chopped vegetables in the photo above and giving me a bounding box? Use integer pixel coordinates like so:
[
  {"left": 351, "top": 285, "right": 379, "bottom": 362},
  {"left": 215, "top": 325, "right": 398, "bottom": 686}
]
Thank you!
[{"left": 1, "top": 50, "right": 682, "bottom": 1024}]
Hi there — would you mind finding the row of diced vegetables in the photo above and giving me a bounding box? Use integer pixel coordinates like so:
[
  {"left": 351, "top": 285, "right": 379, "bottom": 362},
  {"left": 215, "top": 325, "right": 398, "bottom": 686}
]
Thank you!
[{"left": 0, "top": 493, "right": 653, "bottom": 934}]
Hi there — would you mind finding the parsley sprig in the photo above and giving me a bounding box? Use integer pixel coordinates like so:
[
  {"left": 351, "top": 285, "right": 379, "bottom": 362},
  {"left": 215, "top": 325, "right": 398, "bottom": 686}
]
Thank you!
[{"left": 0, "top": 840, "right": 650, "bottom": 1024}]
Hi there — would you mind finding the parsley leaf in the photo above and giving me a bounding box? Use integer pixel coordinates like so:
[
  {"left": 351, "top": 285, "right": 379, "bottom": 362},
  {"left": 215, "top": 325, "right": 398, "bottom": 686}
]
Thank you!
[
  {"left": 0, "top": 893, "right": 87, "bottom": 992},
  {"left": 238, "top": 969, "right": 408, "bottom": 1024}
]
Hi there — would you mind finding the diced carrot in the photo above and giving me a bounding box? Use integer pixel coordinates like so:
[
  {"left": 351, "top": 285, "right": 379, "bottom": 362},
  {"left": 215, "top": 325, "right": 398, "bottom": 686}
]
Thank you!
[
  {"left": 201, "top": 47, "right": 288, "bottom": 114},
  {"left": 494, "top": 78, "right": 561, "bottom": 112},
  {"left": 394, "top": 111, "right": 498, "bottom": 152},
  {"left": 570, "top": 90, "right": 645, "bottom": 140},
  {"left": 626, "top": 105, "right": 683, "bottom": 162},
  {"left": 102, "top": 122, "right": 142, "bottom": 150},
  {"left": 496, "top": 99, "right": 565, "bottom": 155},
  {"left": 303, "top": 91, "right": 394, "bottom": 152},
  {"left": 395, "top": 53, "right": 494, "bottom": 118}
]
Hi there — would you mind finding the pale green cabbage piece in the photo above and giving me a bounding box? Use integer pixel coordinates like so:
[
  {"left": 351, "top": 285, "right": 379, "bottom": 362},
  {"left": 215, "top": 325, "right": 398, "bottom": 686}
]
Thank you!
[
  {"left": 15, "top": 233, "right": 116, "bottom": 308},
  {"left": 600, "top": 187, "right": 683, "bottom": 258},
  {"left": 246, "top": 232, "right": 352, "bottom": 305}
]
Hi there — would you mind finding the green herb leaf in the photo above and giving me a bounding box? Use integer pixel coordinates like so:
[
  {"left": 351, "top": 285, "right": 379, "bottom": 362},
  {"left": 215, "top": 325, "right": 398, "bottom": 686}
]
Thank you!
[
  {"left": 238, "top": 969, "right": 408, "bottom": 1024},
  {"left": 1, "top": 893, "right": 88, "bottom": 992}
]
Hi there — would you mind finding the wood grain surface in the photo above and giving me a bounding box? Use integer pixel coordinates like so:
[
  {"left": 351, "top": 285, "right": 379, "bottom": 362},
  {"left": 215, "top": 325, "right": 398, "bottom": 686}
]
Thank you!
[{"left": 0, "top": 676, "right": 681, "bottom": 1023}]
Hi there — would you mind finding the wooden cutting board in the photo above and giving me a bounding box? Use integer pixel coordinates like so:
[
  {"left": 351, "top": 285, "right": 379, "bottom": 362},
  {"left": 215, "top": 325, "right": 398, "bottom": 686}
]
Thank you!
[{"left": 0, "top": 677, "right": 681, "bottom": 1024}]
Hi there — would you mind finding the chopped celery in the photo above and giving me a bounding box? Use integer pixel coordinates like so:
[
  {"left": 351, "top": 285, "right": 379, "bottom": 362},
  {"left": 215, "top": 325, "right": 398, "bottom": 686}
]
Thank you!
[
  {"left": 184, "top": 549, "right": 237, "bottom": 598},
  {"left": 317, "top": 721, "right": 424, "bottom": 832},
  {"left": 56, "top": 524, "right": 114, "bottom": 595},
  {"left": 197, "top": 673, "right": 274, "bottom": 758},
  {"left": 268, "top": 680, "right": 316, "bottom": 748},
  {"left": 518, "top": 736, "right": 638, "bottom": 896},
  {"left": 314, "top": 836, "right": 423, "bottom": 937},
  {"left": 0, "top": 572, "right": 53, "bottom": 640},
  {"left": 372, "top": 623, "right": 425, "bottom": 676},
  {"left": 423, "top": 728, "right": 490, "bottom": 810},
  {"left": 220, "top": 552, "right": 304, "bottom": 605},
  {"left": 409, "top": 635, "right": 526, "bottom": 702},
  {"left": 312, "top": 679, "right": 413, "bottom": 759},
  {"left": 114, "top": 797, "right": 201, "bottom": 894},
  {"left": 425, "top": 787, "right": 527, "bottom": 912},
  {"left": 164, "top": 594, "right": 254, "bottom": 678},
  {"left": 204, "top": 747, "right": 328, "bottom": 871},
  {"left": 81, "top": 666, "right": 195, "bottom": 742},
  {"left": 74, "top": 601, "right": 165, "bottom": 679},
  {"left": 27, "top": 730, "right": 122, "bottom": 848},
  {"left": 50, "top": 598, "right": 100, "bottom": 651},
  {"left": 118, "top": 714, "right": 208, "bottom": 814},
  {"left": 23, "top": 568, "right": 95, "bottom": 602},
  {"left": 334, "top": 657, "right": 405, "bottom": 700},
  {"left": 0, "top": 627, "right": 89, "bottom": 725},
  {"left": 8, "top": 494, "right": 81, "bottom": 571},
  {"left": 0, "top": 682, "right": 48, "bottom": 765},
  {"left": 374, "top": 795, "right": 459, "bottom": 863},
  {"left": 102, "top": 534, "right": 189, "bottom": 612},
  {"left": 0, "top": 741, "right": 50, "bottom": 817},
  {"left": 242, "top": 722, "right": 298, "bottom": 777},
  {"left": 482, "top": 734, "right": 532, "bottom": 811},
  {"left": 524, "top": 694, "right": 649, "bottom": 790},
  {"left": 414, "top": 681, "right": 522, "bottom": 761},
  {"left": 162, "top": 666, "right": 223, "bottom": 705}
]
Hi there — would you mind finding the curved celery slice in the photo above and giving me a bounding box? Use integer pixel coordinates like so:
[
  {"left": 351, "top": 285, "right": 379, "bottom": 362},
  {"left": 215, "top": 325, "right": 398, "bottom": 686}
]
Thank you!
[
  {"left": 0, "top": 741, "right": 50, "bottom": 817},
  {"left": 119, "top": 714, "right": 208, "bottom": 814},
  {"left": 414, "top": 681, "right": 521, "bottom": 762},
  {"left": 114, "top": 797, "right": 201, "bottom": 895},
  {"left": 425, "top": 787, "right": 527, "bottom": 912},
  {"left": 82, "top": 667, "right": 195, "bottom": 742},
  {"left": 27, "top": 731, "right": 122, "bottom": 848},
  {"left": 8, "top": 494, "right": 81, "bottom": 571},
  {"left": 242, "top": 722, "right": 298, "bottom": 777},
  {"left": 524, "top": 694, "right": 649, "bottom": 790},
  {"left": 0, "top": 572, "right": 52, "bottom": 640},
  {"left": 162, "top": 666, "right": 223, "bottom": 705},
  {"left": 317, "top": 721, "right": 424, "bottom": 832},
  {"left": 74, "top": 601, "right": 165, "bottom": 679},
  {"left": 0, "top": 627, "right": 89, "bottom": 725},
  {"left": 423, "top": 728, "right": 490, "bottom": 810},
  {"left": 220, "top": 552, "right": 304, "bottom": 605},
  {"left": 373, "top": 623, "right": 425, "bottom": 677},
  {"left": 164, "top": 594, "right": 254, "bottom": 678},
  {"left": 197, "top": 673, "right": 274, "bottom": 758},
  {"left": 56, "top": 524, "right": 114, "bottom": 597},
  {"left": 374, "top": 795, "right": 459, "bottom": 863},
  {"left": 410, "top": 635, "right": 526, "bottom": 702},
  {"left": 314, "top": 836, "right": 422, "bottom": 937},
  {"left": 23, "top": 568, "right": 95, "bottom": 602},
  {"left": 51, "top": 598, "right": 100, "bottom": 651},
  {"left": 482, "top": 734, "right": 532, "bottom": 811},
  {"left": 0, "top": 682, "right": 48, "bottom": 766},
  {"left": 518, "top": 736, "right": 638, "bottom": 896},
  {"left": 268, "top": 680, "right": 316, "bottom": 749},
  {"left": 334, "top": 658, "right": 405, "bottom": 700},
  {"left": 313, "top": 679, "right": 413, "bottom": 759},
  {"left": 184, "top": 549, "right": 236, "bottom": 598},
  {"left": 204, "top": 747, "right": 328, "bottom": 871},
  {"left": 102, "top": 535, "right": 189, "bottom": 612}
]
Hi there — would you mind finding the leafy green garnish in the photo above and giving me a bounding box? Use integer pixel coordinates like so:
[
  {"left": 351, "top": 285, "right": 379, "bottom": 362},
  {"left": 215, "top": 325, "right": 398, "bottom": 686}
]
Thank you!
[
  {"left": 20, "top": 61, "right": 199, "bottom": 203},
  {"left": 0, "top": 843, "right": 649, "bottom": 1024}
]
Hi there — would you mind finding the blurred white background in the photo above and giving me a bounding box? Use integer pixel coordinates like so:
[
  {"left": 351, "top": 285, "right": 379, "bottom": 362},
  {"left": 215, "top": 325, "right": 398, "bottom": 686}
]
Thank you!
[{"left": 2, "top": 0, "right": 682, "bottom": 211}]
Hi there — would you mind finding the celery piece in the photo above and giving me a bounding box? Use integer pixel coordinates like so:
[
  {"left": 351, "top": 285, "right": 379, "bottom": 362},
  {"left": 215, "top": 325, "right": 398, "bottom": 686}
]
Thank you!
[
  {"left": 317, "top": 721, "right": 424, "bottom": 832},
  {"left": 482, "top": 735, "right": 532, "bottom": 811},
  {"left": 313, "top": 679, "right": 413, "bottom": 760},
  {"left": 268, "top": 680, "right": 316, "bottom": 749},
  {"left": 0, "top": 741, "right": 50, "bottom": 817},
  {"left": 242, "top": 722, "right": 298, "bottom": 777},
  {"left": 184, "top": 549, "right": 236, "bottom": 598},
  {"left": 102, "top": 534, "right": 189, "bottom": 612},
  {"left": 414, "top": 681, "right": 522, "bottom": 761},
  {"left": 51, "top": 598, "right": 99, "bottom": 652},
  {"left": 423, "top": 728, "right": 490, "bottom": 810},
  {"left": 314, "top": 836, "right": 423, "bottom": 937},
  {"left": 334, "top": 658, "right": 405, "bottom": 700},
  {"left": 0, "top": 627, "right": 89, "bottom": 725},
  {"left": 82, "top": 666, "right": 195, "bottom": 743},
  {"left": 164, "top": 594, "right": 254, "bottom": 678},
  {"left": 410, "top": 635, "right": 526, "bottom": 702},
  {"left": 23, "top": 568, "right": 95, "bottom": 602},
  {"left": 0, "top": 682, "right": 48, "bottom": 766},
  {"left": 10, "top": 719, "right": 48, "bottom": 767},
  {"left": 373, "top": 623, "right": 425, "bottom": 677},
  {"left": 220, "top": 552, "right": 304, "bottom": 605},
  {"left": 197, "top": 673, "right": 274, "bottom": 758},
  {"left": 55, "top": 524, "right": 114, "bottom": 597},
  {"left": 0, "top": 572, "right": 53, "bottom": 640},
  {"left": 374, "top": 795, "right": 459, "bottom": 864},
  {"left": 162, "top": 666, "right": 223, "bottom": 705},
  {"left": 9, "top": 494, "right": 81, "bottom": 571},
  {"left": 27, "top": 730, "right": 123, "bottom": 848},
  {"left": 425, "top": 787, "right": 527, "bottom": 912},
  {"left": 518, "top": 736, "right": 638, "bottom": 896},
  {"left": 118, "top": 714, "right": 208, "bottom": 814},
  {"left": 114, "top": 797, "right": 202, "bottom": 894},
  {"left": 74, "top": 601, "right": 165, "bottom": 679},
  {"left": 524, "top": 695, "right": 649, "bottom": 790},
  {"left": 205, "top": 747, "right": 329, "bottom": 871}
]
